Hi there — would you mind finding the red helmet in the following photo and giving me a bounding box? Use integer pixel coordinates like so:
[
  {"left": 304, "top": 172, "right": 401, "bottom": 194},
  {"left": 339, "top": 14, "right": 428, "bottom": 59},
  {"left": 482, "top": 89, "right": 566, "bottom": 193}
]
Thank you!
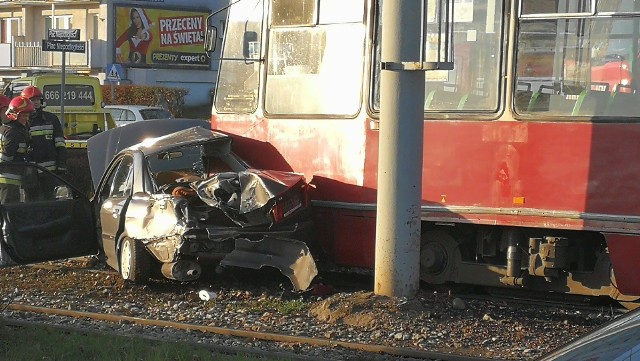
[
  {"left": 6, "top": 96, "right": 35, "bottom": 121},
  {"left": 0, "top": 95, "right": 10, "bottom": 109},
  {"left": 20, "top": 85, "right": 43, "bottom": 99}
]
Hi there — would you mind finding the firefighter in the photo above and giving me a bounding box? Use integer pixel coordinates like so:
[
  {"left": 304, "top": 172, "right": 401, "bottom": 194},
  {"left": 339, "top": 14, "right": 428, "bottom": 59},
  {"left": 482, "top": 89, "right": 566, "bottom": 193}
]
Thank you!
[
  {"left": 0, "top": 96, "right": 34, "bottom": 204},
  {"left": 21, "top": 85, "right": 67, "bottom": 175},
  {"left": 0, "top": 95, "right": 11, "bottom": 124},
  {"left": 21, "top": 86, "right": 67, "bottom": 200}
]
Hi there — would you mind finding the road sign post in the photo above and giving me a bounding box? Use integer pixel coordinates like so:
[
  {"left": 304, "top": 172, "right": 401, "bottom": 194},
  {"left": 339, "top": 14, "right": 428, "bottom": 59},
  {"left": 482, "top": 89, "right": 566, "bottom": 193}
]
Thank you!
[
  {"left": 105, "top": 64, "right": 124, "bottom": 103},
  {"left": 41, "top": 29, "right": 84, "bottom": 127}
]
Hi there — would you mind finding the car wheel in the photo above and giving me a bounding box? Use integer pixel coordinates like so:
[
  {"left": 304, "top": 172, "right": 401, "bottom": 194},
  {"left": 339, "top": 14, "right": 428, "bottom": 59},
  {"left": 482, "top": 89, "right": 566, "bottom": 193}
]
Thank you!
[{"left": 119, "top": 237, "right": 151, "bottom": 283}]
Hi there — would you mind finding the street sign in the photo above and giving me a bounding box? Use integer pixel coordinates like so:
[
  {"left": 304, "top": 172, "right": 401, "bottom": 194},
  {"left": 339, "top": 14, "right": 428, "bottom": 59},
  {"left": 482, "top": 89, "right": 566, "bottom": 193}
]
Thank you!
[
  {"left": 106, "top": 63, "right": 124, "bottom": 82},
  {"left": 47, "top": 28, "right": 80, "bottom": 41},
  {"left": 42, "top": 40, "right": 86, "bottom": 53}
]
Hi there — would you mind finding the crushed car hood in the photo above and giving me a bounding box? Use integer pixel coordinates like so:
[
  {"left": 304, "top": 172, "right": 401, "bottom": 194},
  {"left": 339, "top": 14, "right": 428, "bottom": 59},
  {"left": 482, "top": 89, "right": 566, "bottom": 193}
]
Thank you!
[{"left": 87, "top": 118, "right": 211, "bottom": 188}]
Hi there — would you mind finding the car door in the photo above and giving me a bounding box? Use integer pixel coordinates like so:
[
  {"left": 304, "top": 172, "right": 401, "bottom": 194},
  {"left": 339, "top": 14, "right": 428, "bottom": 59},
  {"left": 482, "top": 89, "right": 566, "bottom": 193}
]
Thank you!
[
  {"left": 96, "top": 155, "right": 133, "bottom": 264},
  {"left": 0, "top": 162, "right": 98, "bottom": 266}
]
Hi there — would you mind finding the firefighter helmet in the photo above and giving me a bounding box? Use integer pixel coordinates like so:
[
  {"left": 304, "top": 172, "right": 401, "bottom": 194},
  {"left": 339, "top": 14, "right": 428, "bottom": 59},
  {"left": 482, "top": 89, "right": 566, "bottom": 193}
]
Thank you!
[
  {"left": 6, "top": 96, "right": 35, "bottom": 121},
  {"left": 20, "top": 85, "right": 43, "bottom": 100},
  {"left": 0, "top": 95, "right": 10, "bottom": 109}
]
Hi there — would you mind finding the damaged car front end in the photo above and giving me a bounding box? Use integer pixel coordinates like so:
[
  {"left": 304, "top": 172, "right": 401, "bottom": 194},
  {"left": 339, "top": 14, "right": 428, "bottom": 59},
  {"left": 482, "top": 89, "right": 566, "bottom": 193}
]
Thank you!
[{"left": 91, "top": 123, "right": 317, "bottom": 291}]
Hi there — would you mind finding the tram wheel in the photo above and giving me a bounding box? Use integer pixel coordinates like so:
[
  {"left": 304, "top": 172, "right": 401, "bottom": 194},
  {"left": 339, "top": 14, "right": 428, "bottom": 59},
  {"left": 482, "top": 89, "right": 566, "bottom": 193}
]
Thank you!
[
  {"left": 420, "top": 230, "right": 461, "bottom": 285},
  {"left": 119, "top": 237, "right": 151, "bottom": 284}
]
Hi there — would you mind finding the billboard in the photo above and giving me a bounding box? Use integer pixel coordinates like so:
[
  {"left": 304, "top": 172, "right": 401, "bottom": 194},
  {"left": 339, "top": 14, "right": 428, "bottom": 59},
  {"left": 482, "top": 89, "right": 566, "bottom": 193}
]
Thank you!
[{"left": 114, "top": 6, "right": 210, "bottom": 68}]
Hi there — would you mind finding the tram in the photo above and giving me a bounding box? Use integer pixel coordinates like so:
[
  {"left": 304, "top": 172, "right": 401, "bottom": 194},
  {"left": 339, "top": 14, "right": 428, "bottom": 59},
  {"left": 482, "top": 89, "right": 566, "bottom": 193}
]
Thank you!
[{"left": 206, "top": 0, "right": 640, "bottom": 306}]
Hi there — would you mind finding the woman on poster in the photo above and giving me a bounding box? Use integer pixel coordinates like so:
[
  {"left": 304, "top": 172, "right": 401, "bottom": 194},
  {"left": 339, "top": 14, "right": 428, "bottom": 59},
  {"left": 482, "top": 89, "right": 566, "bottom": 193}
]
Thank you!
[{"left": 115, "top": 8, "right": 153, "bottom": 64}]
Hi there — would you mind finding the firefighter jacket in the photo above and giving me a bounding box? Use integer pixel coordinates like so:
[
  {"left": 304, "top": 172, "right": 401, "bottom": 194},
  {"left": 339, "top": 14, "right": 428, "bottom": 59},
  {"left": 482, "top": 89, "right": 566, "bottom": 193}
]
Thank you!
[
  {"left": 0, "top": 121, "right": 31, "bottom": 185},
  {"left": 29, "top": 109, "right": 66, "bottom": 173}
]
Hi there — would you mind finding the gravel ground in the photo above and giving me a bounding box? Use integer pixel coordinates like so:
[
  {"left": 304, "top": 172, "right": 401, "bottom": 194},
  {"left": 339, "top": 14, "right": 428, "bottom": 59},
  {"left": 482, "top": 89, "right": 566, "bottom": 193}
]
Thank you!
[{"left": 0, "top": 258, "right": 616, "bottom": 360}]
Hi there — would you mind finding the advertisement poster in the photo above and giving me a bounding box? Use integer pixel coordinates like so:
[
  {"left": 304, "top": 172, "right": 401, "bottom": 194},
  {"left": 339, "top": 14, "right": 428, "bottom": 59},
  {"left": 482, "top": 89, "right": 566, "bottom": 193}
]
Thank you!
[{"left": 114, "top": 6, "right": 210, "bottom": 68}]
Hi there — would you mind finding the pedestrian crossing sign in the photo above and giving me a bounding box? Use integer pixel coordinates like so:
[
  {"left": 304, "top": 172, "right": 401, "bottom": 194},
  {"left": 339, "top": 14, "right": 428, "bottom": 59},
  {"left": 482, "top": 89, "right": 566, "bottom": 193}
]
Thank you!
[{"left": 106, "top": 63, "right": 124, "bottom": 82}]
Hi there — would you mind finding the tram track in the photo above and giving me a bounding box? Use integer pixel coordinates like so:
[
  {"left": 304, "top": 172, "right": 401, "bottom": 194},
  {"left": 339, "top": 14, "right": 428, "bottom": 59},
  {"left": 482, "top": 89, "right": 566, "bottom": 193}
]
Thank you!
[
  {"left": 3, "top": 302, "right": 496, "bottom": 361},
  {"left": 318, "top": 269, "right": 627, "bottom": 315},
  {"left": 0, "top": 259, "right": 616, "bottom": 360},
  {"left": 34, "top": 261, "right": 632, "bottom": 316}
]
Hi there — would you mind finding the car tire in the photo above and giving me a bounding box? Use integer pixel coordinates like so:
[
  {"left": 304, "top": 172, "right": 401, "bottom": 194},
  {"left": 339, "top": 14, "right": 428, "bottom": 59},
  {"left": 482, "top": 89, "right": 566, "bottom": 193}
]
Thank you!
[{"left": 119, "top": 237, "right": 151, "bottom": 283}]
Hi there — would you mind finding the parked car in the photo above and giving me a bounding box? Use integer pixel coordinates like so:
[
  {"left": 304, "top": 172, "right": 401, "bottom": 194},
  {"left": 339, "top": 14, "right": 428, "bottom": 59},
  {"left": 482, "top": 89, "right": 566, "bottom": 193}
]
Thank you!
[
  {"left": 0, "top": 119, "right": 317, "bottom": 291},
  {"left": 105, "top": 105, "right": 174, "bottom": 127},
  {"left": 537, "top": 308, "right": 640, "bottom": 360}
]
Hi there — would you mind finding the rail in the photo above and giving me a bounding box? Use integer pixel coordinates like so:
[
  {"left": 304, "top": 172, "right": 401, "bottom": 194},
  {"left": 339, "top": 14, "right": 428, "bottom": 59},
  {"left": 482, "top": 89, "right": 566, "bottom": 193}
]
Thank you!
[{"left": 5, "top": 303, "right": 497, "bottom": 361}]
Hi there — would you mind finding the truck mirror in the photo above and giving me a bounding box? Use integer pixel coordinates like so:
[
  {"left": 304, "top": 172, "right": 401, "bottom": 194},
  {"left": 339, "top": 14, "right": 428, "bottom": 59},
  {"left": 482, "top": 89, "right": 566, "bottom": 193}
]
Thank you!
[
  {"left": 205, "top": 26, "right": 218, "bottom": 53},
  {"left": 243, "top": 31, "right": 259, "bottom": 59}
]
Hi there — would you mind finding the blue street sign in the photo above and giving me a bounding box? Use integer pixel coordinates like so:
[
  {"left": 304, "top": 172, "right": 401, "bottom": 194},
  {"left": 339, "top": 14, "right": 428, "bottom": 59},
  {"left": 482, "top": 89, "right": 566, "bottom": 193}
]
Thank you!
[{"left": 106, "top": 63, "right": 124, "bottom": 82}]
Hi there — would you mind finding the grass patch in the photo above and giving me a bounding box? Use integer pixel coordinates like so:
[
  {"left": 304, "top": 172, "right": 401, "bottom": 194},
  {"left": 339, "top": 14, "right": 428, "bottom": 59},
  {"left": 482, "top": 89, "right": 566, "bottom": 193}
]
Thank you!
[
  {"left": 0, "top": 321, "right": 288, "bottom": 361},
  {"left": 237, "top": 298, "right": 307, "bottom": 315}
]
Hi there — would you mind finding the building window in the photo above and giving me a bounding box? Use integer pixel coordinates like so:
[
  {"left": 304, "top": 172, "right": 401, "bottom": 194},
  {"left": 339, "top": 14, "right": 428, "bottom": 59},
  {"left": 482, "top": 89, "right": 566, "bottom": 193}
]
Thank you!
[
  {"left": 1, "top": 18, "right": 22, "bottom": 43},
  {"left": 90, "top": 15, "right": 99, "bottom": 40},
  {"left": 45, "top": 15, "right": 73, "bottom": 36}
]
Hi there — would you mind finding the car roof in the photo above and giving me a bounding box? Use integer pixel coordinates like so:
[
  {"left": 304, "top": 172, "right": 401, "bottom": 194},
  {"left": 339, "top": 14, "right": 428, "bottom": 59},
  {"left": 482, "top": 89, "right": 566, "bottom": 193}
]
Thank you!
[
  {"left": 87, "top": 119, "right": 214, "bottom": 187},
  {"left": 538, "top": 308, "right": 640, "bottom": 360},
  {"left": 130, "top": 126, "right": 231, "bottom": 157},
  {"left": 105, "top": 105, "right": 168, "bottom": 111}
]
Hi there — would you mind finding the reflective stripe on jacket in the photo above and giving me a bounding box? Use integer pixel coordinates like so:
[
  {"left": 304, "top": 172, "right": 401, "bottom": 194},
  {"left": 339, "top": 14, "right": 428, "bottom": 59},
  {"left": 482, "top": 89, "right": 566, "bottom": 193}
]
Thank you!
[
  {"left": 0, "top": 172, "right": 21, "bottom": 185},
  {"left": 29, "top": 109, "right": 66, "bottom": 172},
  {"left": 0, "top": 121, "right": 31, "bottom": 185}
]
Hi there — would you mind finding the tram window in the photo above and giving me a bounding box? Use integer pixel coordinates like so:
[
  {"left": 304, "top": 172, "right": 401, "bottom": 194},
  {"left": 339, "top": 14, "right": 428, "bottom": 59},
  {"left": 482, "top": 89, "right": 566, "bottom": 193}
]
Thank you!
[
  {"left": 372, "top": 0, "right": 503, "bottom": 114},
  {"left": 598, "top": 0, "right": 640, "bottom": 13},
  {"left": 272, "top": 0, "right": 317, "bottom": 27},
  {"left": 265, "top": 24, "right": 364, "bottom": 115},
  {"left": 318, "top": 0, "right": 365, "bottom": 24},
  {"left": 515, "top": 15, "right": 640, "bottom": 119},
  {"left": 214, "top": 0, "right": 264, "bottom": 113},
  {"left": 520, "top": 0, "right": 594, "bottom": 17}
]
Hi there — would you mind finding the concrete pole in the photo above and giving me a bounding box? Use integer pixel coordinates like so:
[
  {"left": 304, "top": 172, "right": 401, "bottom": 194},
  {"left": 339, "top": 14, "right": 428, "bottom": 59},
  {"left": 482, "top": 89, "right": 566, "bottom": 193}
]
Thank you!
[
  {"left": 374, "top": 1, "right": 425, "bottom": 298},
  {"left": 52, "top": 1, "right": 66, "bottom": 130}
]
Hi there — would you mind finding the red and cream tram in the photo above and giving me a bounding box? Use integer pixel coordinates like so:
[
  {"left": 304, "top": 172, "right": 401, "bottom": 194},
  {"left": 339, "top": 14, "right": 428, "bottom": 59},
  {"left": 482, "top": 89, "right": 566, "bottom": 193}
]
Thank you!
[{"left": 207, "top": 0, "right": 640, "bottom": 306}]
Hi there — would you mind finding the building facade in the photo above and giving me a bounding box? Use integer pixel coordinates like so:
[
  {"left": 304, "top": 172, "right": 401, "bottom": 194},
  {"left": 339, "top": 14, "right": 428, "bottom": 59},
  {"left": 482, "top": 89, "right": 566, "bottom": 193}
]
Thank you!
[{"left": 0, "top": 0, "right": 225, "bottom": 106}]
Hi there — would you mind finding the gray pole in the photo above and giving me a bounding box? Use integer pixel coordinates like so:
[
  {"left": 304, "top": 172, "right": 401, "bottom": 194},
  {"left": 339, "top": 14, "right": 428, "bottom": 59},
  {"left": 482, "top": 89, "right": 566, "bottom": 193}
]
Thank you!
[
  {"left": 374, "top": 0, "right": 425, "bottom": 298},
  {"left": 60, "top": 50, "right": 66, "bottom": 129}
]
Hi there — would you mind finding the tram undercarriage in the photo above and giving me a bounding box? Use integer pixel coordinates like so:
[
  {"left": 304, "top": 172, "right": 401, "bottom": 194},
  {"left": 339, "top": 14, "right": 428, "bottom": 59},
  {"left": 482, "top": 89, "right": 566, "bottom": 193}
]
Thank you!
[{"left": 419, "top": 225, "right": 639, "bottom": 308}]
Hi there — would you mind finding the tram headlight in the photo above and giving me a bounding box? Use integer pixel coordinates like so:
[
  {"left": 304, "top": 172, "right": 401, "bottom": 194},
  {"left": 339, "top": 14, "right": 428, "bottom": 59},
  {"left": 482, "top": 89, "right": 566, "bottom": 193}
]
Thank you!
[{"left": 621, "top": 78, "right": 630, "bottom": 86}]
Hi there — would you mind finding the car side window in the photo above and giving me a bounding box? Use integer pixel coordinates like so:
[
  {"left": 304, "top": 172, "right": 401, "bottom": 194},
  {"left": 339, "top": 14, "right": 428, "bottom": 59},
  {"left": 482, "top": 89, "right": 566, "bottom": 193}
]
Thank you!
[
  {"left": 140, "top": 109, "right": 172, "bottom": 120},
  {"left": 124, "top": 110, "right": 136, "bottom": 121},
  {"left": 0, "top": 163, "right": 75, "bottom": 204},
  {"left": 99, "top": 157, "right": 133, "bottom": 200},
  {"left": 109, "top": 109, "right": 124, "bottom": 121},
  {"left": 110, "top": 158, "right": 133, "bottom": 198}
]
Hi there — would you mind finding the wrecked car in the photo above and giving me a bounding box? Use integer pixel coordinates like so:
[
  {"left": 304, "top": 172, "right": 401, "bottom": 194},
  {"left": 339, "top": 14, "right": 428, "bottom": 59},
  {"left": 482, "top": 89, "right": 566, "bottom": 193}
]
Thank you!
[{"left": 0, "top": 119, "right": 317, "bottom": 291}]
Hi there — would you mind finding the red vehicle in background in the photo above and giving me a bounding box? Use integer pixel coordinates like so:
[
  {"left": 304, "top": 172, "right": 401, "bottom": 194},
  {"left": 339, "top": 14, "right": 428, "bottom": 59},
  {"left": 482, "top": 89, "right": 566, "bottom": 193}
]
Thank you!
[
  {"left": 206, "top": 0, "right": 640, "bottom": 308},
  {"left": 591, "top": 55, "right": 633, "bottom": 92}
]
